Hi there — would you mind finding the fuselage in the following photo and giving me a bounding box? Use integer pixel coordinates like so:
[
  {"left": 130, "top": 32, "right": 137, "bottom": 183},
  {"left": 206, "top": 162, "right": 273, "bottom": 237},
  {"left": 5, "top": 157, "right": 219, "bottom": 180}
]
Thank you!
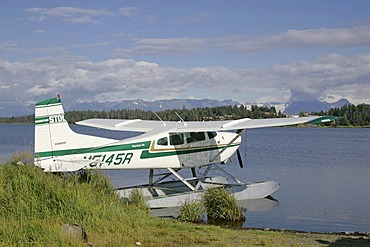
[{"left": 35, "top": 129, "right": 241, "bottom": 172}]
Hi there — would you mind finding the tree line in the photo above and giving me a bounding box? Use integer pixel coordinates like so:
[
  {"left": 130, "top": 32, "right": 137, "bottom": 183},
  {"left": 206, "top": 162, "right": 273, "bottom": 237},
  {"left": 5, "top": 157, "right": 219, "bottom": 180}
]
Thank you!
[
  {"left": 327, "top": 103, "right": 370, "bottom": 126},
  {"left": 1, "top": 103, "right": 369, "bottom": 127}
]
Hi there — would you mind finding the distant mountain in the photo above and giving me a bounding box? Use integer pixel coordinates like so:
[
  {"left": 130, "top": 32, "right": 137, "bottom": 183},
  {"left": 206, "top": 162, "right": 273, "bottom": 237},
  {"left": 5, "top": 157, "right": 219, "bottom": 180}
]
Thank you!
[
  {"left": 284, "top": 98, "right": 351, "bottom": 114},
  {"left": 330, "top": 98, "right": 352, "bottom": 108},
  {"left": 0, "top": 97, "right": 353, "bottom": 117},
  {"left": 0, "top": 98, "right": 240, "bottom": 117},
  {"left": 70, "top": 98, "right": 240, "bottom": 112}
]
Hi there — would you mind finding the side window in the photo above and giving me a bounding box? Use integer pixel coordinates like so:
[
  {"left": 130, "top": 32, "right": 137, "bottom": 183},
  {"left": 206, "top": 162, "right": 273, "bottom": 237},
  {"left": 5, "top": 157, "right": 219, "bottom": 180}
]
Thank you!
[
  {"left": 157, "top": 136, "right": 168, "bottom": 146},
  {"left": 185, "top": 132, "right": 206, "bottom": 143},
  {"left": 207, "top": 131, "right": 217, "bottom": 139},
  {"left": 170, "top": 133, "right": 184, "bottom": 145}
]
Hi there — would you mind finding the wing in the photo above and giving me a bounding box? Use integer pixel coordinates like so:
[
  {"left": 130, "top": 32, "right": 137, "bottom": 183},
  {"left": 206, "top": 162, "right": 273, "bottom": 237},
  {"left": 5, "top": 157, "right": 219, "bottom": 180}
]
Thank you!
[
  {"left": 76, "top": 116, "right": 336, "bottom": 133},
  {"left": 75, "top": 118, "right": 164, "bottom": 132}
]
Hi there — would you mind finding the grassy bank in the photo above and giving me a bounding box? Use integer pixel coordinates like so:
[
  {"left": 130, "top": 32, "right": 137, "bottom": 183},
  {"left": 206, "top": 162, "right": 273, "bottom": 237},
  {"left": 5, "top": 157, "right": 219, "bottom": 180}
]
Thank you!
[{"left": 0, "top": 162, "right": 368, "bottom": 246}]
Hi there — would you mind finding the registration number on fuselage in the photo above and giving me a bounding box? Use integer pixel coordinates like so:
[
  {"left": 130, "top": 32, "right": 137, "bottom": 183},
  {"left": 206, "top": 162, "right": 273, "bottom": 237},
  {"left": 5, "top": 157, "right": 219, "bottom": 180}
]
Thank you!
[{"left": 85, "top": 152, "right": 134, "bottom": 166}]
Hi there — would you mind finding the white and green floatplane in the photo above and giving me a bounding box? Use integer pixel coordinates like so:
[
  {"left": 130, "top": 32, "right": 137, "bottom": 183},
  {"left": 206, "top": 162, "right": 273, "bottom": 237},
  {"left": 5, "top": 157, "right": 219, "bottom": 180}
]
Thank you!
[{"left": 34, "top": 95, "right": 337, "bottom": 208}]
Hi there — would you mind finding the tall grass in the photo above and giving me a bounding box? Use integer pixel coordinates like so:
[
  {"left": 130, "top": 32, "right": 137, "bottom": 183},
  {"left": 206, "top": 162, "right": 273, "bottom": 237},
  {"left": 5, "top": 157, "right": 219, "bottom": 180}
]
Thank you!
[
  {"left": 0, "top": 162, "right": 126, "bottom": 245},
  {"left": 126, "top": 188, "right": 149, "bottom": 213},
  {"left": 0, "top": 156, "right": 349, "bottom": 246},
  {"left": 203, "top": 187, "right": 245, "bottom": 222},
  {"left": 2, "top": 157, "right": 248, "bottom": 246},
  {"left": 178, "top": 199, "right": 203, "bottom": 223}
]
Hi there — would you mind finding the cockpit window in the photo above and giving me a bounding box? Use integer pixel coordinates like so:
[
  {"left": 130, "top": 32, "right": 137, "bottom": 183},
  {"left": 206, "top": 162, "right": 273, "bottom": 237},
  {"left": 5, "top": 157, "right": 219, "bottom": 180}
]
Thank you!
[
  {"left": 185, "top": 132, "right": 206, "bottom": 143},
  {"left": 157, "top": 136, "right": 168, "bottom": 146},
  {"left": 207, "top": 131, "right": 217, "bottom": 139},
  {"left": 170, "top": 133, "right": 184, "bottom": 145}
]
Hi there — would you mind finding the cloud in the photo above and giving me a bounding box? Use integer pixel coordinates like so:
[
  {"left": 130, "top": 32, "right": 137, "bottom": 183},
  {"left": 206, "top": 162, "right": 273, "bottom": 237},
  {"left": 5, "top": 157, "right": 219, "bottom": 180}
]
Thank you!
[
  {"left": 117, "top": 25, "right": 370, "bottom": 56},
  {"left": 32, "top": 29, "right": 46, "bottom": 33},
  {"left": 174, "top": 11, "right": 210, "bottom": 24},
  {"left": 118, "top": 7, "right": 141, "bottom": 17},
  {"left": 0, "top": 53, "right": 369, "bottom": 107},
  {"left": 0, "top": 42, "right": 19, "bottom": 51},
  {"left": 26, "top": 7, "right": 113, "bottom": 24},
  {"left": 219, "top": 25, "right": 370, "bottom": 52},
  {"left": 3, "top": 17, "right": 21, "bottom": 24},
  {"left": 0, "top": 41, "right": 67, "bottom": 56},
  {"left": 115, "top": 37, "right": 207, "bottom": 56},
  {"left": 271, "top": 53, "right": 370, "bottom": 103},
  {"left": 73, "top": 39, "right": 117, "bottom": 49},
  {"left": 27, "top": 84, "right": 54, "bottom": 96}
]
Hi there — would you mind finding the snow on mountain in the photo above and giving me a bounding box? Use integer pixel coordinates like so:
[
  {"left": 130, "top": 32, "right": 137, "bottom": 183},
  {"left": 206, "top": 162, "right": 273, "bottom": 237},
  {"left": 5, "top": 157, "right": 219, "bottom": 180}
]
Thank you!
[{"left": 284, "top": 98, "right": 351, "bottom": 114}]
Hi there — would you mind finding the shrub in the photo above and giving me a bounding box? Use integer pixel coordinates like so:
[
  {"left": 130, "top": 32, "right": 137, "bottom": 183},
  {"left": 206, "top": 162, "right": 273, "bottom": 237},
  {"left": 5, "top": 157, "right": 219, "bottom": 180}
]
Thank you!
[
  {"left": 127, "top": 188, "right": 149, "bottom": 213},
  {"left": 178, "top": 199, "right": 203, "bottom": 223},
  {"left": 75, "top": 169, "right": 115, "bottom": 196},
  {"left": 203, "top": 187, "right": 245, "bottom": 222}
]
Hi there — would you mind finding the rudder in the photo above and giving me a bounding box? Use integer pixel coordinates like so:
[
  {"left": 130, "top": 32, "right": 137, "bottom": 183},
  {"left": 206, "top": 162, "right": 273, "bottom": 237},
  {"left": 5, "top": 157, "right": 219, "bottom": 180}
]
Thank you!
[{"left": 34, "top": 96, "right": 114, "bottom": 172}]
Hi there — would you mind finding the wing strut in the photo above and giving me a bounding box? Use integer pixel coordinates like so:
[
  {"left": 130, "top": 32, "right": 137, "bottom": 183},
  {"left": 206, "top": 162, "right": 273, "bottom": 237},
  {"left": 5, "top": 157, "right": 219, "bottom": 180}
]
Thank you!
[{"left": 168, "top": 168, "right": 195, "bottom": 191}]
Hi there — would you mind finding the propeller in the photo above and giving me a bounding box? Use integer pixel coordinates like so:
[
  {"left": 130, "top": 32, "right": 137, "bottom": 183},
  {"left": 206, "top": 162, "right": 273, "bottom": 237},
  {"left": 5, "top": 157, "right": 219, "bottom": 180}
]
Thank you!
[{"left": 236, "top": 149, "right": 244, "bottom": 168}]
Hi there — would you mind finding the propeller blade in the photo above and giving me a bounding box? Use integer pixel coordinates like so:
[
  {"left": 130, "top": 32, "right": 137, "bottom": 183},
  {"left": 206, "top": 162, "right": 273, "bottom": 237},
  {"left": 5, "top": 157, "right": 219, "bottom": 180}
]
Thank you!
[{"left": 236, "top": 149, "right": 244, "bottom": 168}]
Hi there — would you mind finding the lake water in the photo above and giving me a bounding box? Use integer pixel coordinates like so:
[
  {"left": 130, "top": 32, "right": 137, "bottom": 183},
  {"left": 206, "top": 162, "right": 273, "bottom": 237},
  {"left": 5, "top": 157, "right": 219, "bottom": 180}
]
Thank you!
[{"left": 1, "top": 124, "right": 369, "bottom": 233}]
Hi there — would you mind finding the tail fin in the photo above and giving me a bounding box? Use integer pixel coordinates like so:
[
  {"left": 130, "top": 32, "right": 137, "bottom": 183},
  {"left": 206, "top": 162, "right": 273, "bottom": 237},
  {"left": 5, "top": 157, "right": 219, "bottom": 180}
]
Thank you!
[{"left": 34, "top": 96, "right": 114, "bottom": 172}]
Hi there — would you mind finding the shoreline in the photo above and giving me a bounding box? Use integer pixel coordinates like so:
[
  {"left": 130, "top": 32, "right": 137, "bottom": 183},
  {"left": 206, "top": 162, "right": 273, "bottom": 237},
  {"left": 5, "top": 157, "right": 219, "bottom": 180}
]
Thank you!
[{"left": 244, "top": 226, "right": 370, "bottom": 237}]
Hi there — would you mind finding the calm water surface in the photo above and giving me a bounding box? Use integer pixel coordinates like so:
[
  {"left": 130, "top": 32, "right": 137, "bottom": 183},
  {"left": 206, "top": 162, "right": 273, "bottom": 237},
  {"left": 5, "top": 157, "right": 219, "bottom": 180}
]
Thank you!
[{"left": 1, "top": 124, "right": 369, "bottom": 233}]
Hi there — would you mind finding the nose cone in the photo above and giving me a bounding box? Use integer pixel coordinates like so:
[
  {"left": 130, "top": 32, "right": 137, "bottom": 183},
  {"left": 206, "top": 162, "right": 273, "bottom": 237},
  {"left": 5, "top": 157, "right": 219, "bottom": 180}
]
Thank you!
[{"left": 217, "top": 132, "right": 241, "bottom": 163}]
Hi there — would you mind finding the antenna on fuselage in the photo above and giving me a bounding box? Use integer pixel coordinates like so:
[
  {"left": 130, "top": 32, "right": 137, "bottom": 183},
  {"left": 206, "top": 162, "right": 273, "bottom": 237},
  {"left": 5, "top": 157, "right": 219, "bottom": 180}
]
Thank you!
[
  {"left": 154, "top": 112, "right": 166, "bottom": 127},
  {"left": 175, "top": 112, "right": 187, "bottom": 127}
]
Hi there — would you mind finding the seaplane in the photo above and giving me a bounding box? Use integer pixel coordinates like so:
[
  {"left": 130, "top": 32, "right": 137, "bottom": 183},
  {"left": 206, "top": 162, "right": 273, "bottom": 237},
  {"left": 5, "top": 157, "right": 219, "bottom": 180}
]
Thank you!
[{"left": 34, "top": 96, "right": 336, "bottom": 208}]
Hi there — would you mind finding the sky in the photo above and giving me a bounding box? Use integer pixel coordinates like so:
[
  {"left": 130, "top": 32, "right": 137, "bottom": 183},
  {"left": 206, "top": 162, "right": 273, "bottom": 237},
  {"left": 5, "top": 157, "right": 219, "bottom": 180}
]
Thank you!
[{"left": 1, "top": 0, "right": 370, "bottom": 113}]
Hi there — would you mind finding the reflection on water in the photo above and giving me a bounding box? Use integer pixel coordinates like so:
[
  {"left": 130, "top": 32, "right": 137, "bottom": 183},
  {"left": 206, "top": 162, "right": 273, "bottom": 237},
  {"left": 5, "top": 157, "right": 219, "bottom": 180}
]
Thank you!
[
  {"left": 238, "top": 196, "right": 279, "bottom": 213},
  {"left": 150, "top": 196, "right": 279, "bottom": 224},
  {"left": 1, "top": 125, "right": 369, "bottom": 233}
]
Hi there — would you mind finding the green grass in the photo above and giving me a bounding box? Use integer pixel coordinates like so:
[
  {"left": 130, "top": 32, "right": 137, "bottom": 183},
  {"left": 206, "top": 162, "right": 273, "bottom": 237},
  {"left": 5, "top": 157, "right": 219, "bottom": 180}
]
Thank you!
[
  {"left": 178, "top": 199, "right": 203, "bottom": 223},
  {"left": 0, "top": 155, "right": 368, "bottom": 246},
  {"left": 203, "top": 187, "right": 245, "bottom": 222},
  {"left": 125, "top": 188, "right": 150, "bottom": 213}
]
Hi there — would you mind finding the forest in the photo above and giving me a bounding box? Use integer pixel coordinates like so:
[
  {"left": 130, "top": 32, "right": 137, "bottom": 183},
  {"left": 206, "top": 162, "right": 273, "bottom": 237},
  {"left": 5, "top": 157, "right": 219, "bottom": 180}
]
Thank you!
[{"left": 1, "top": 103, "right": 369, "bottom": 127}]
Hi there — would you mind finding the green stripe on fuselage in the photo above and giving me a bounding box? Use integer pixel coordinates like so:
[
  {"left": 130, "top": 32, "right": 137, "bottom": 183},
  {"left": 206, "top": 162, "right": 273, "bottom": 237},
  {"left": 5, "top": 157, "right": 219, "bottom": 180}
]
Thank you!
[
  {"left": 140, "top": 144, "right": 239, "bottom": 159},
  {"left": 36, "top": 141, "right": 151, "bottom": 158}
]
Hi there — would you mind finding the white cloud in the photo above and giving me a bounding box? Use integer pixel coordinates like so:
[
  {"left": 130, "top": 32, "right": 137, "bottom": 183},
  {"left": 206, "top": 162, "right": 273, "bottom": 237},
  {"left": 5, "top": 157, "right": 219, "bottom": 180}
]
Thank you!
[
  {"left": 118, "top": 7, "right": 141, "bottom": 17},
  {"left": 0, "top": 53, "right": 369, "bottom": 107},
  {"left": 32, "top": 29, "right": 45, "bottom": 34},
  {"left": 0, "top": 41, "right": 19, "bottom": 51},
  {"left": 27, "top": 85, "right": 54, "bottom": 96},
  {"left": 270, "top": 53, "right": 370, "bottom": 103},
  {"left": 174, "top": 11, "right": 210, "bottom": 24},
  {"left": 26, "top": 7, "right": 113, "bottom": 24},
  {"left": 0, "top": 41, "right": 67, "bottom": 55},
  {"left": 117, "top": 25, "right": 370, "bottom": 56},
  {"left": 115, "top": 37, "right": 207, "bottom": 56},
  {"left": 73, "top": 39, "right": 117, "bottom": 49},
  {"left": 219, "top": 25, "right": 370, "bottom": 52},
  {"left": 25, "top": 47, "right": 67, "bottom": 54}
]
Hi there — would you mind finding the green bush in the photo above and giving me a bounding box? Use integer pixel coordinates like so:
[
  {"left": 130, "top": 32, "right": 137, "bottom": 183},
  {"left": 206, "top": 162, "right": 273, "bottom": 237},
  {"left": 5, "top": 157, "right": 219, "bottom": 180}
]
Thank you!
[
  {"left": 178, "top": 199, "right": 203, "bottom": 223},
  {"left": 126, "top": 188, "right": 149, "bottom": 213},
  {"left": 203, "top": 187, "right": 245, "bottom": 222}
]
